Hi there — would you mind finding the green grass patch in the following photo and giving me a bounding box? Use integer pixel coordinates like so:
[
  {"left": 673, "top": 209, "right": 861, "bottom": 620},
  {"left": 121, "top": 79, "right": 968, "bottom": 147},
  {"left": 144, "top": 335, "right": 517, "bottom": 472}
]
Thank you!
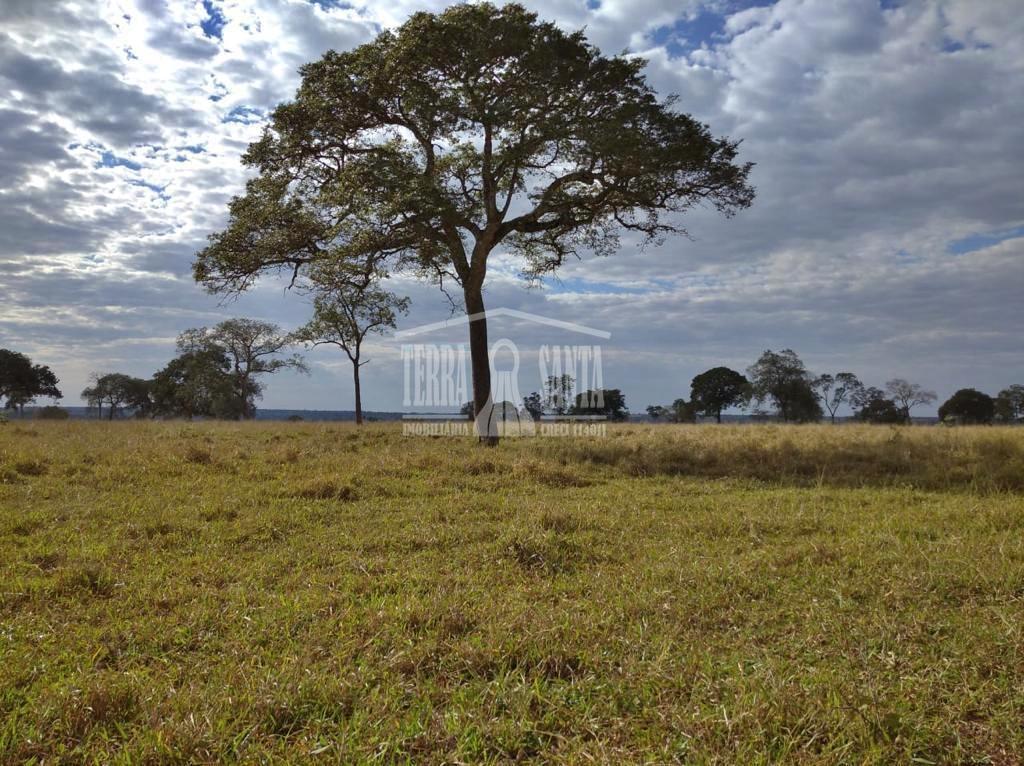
[{"left": 0, "top": 421, "right": 1022, "bottom": 763}]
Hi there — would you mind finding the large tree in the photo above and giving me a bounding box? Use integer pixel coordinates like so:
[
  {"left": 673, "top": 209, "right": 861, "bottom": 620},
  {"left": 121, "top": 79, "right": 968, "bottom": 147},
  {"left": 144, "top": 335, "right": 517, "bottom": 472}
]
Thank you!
[
  {"left": 884, "top": 378, "right": 937, "bottom": 424},
  {"left": 0, "top": 349, "right": 62, "bottom": 414},
  {"left": 150, "top": 347, "right": 248, "bottom": 420},
  {"left": 179, "top": 319, "right": 306, "bottom": 419},
  {"left": 293, "top": 279, "right": 409, "bottom": 425},
  {"left": 938, "top": 388, "right": 995, "bottom": 425},
  {"left": 194, "top": 3, "right": 754, "bottom": 444},
  {"left": 747, "top": 349, "right": 822, "bottom": 423},
  {"left": 690, "top": 366, "right": 750, "bottom": 423}
]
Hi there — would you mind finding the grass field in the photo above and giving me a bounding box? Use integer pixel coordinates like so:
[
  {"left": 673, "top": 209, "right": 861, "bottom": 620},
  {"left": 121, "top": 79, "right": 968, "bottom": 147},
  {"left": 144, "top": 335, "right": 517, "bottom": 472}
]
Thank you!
[{"left": 2, "top": 421, "right": 1023, "bottom": 764}]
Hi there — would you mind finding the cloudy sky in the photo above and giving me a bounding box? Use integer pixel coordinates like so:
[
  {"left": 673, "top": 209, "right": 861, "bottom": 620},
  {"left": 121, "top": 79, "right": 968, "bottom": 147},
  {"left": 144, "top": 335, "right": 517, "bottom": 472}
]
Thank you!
[{"left": 2, "top": 0, "right": 1022, "bottom": 415}]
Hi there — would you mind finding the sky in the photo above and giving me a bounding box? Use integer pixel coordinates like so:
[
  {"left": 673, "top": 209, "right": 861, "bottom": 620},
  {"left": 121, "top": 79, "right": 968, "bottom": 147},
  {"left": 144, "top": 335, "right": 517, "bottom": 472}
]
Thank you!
[{"left": 1, "top": 0, "right": 1022, "bottom": 416}]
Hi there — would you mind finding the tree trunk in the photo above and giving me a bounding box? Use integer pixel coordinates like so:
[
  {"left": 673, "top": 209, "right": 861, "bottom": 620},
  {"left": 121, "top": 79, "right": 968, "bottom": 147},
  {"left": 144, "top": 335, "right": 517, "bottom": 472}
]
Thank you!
[
  {"left": 464, "top": 284, "right": 496, "bottom": 446},
  {"left": 716, "top": 410, "right": 722, "bottom": 424},
  {"left": 353, "top": 362, "right": 363, "bottom": 426}
]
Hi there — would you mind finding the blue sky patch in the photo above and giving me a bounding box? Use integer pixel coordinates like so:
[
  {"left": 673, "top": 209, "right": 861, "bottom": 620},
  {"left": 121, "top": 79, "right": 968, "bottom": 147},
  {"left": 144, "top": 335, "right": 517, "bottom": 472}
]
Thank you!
[
  {"left": 223, "top": 106, "right": 263, "bottom": 124},
  {"left": 130, "top": 179, "right": 169, "bottom": 200},
  {"left": 646, "top": 2, "right": 772, "bottom": 57},
  {"left": 97, "top": 151, "right": 142, "bottom": 171},
  {"left": 307, "top": 0, "right": 354, "bottom": 9},
  {"left": 200, "top": 0, "right": 226, "bottom": 40},
  {"left": 544, "top": 277, "right": 644, "bottom": 295},
  {"left": 948, "top": 226, "right": 1024, "bottom": 255}
]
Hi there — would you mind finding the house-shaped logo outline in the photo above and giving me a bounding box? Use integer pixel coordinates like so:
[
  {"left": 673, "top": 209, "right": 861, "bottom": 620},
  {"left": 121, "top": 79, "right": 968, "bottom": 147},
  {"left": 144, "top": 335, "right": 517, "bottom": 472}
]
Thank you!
[{"left": 393, "top": 307, "right": 611, "bottom": 340}]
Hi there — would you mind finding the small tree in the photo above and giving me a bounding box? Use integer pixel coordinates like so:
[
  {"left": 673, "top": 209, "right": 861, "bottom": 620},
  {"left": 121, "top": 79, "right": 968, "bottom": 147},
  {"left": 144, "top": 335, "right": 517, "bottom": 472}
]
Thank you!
[
  {"left": 194, "top": 3, "right": 754, "bottom": 445},
  {"left": 851, "top": 387, "right": 902, "bottom": 424},
  {"left": 521, "top": 392, "right": 543, "bottom": 422},
  {"left": 815, "top": 372, "right": 864, "bottom": 425},
  {"left": 81, "top": 373, "right": 150, "bottom": 420},
  {"left": 885, "top": 378, "right": 937, "bottom": 424},
  {"left": 647, "top": 399, "right": 697, "bottom": 423},
  {"left": 179, "top": 319, "right": 306, "bottom": 419},
  {"left": 293, "top": 283, "right": 409, "bottom": 425},
  {"left": 690, "top": 366, "right": 750, "bottom": 423},
  {"left": 747, "top": 349, "right": 822, "bottom": 423},
  {"left": 671, "top": 398, "right": 698, "bottom": 423},
  {"left": 938, "top": 389, "right": 995, "bottom": 425},
  {"left": 994, "top": 384, "right": 1024, "bottom": 423},
  {"left": 571, "top": 388, "right": 628, "bottom": 421},
  {"left": 646, "top": 404, "right": 669, "bottom": 421},
  {"left": 0, "top": 349, "right": 62, "bottom": 414}
]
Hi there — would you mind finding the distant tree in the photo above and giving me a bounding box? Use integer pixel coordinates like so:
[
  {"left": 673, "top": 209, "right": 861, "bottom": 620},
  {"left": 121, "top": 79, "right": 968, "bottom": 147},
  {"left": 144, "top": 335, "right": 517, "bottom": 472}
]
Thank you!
[
  {"left": 459, "top": 401, "right": 476, "bottom": 420},
  {"left": 193, "top": 3, "right": 754, "bottom": 446},
  {"left": 670, "top": 398, "right": 698, "bottom": 423},
  {"left": 994, "top": 385, "right": 1024, "bottom": 424},
  {"left": 851, "top": 387, "right": 903, "bottom": 424},
  {"left": 690, "top": 366, "right": 750, "bottom": 423},
  {"left": 885, "top": 378, "right": 937, "bottom": 424},
  {"left": 521, "top": 392, "right": 543, "bottom": 422},
  {"left": 0, "top": 349, "right": 62, "bottom": 414},
  {"left": 35, "top": 405, "right": 70, "bottom": 420},
  {"left": 179, "top": 319, "right": 306, "bottom": 419},
  {"left": 81, "top": 373, "right": 151, "bottom": 420},
  {"left": 646, "top": 404, "right": 669, "bottom": 420},
  {"left": 747, "top": 349, "right": 822, "bottom": 423},
  {"left": 543, "top": 375, "right": 575, "bottom": 417},
  {"left": 938, "top": 388, "right": 995, "bottom": 425},
  {"left": 293, "top": 281, "right": 409, "bottom": 425},
  {"left": 571, "top": 388, "right": 628, "bottom": 421},
  {"left": 815, "top": 372, "right": 864, "bottom": 425},
  {"left": 150, "top": 348, "right": 247, "bottom": 420},
  {"left": 647, "top": 399, "right": 697, "bottom": 423}
]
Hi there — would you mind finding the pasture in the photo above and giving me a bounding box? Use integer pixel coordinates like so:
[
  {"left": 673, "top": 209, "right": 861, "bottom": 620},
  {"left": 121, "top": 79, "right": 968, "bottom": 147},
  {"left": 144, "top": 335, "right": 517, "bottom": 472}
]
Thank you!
[{"left": 1, "top": 422, "right": 1023, "bottom": 763}]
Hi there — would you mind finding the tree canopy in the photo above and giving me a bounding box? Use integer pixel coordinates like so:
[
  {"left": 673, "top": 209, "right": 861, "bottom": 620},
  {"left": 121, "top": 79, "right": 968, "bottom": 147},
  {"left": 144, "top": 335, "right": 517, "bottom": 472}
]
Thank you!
[
  {"left": 0, "top": 349, "right": 62, "bottom": 412},
  {"left": 816, "top": 372, "right": 864, "bottom": 424},
  {"left": 81, "top": 373, "right": 151, "bottom": 420},
  {"left": 690, "top": 366, "right": 750, "bottom": 423},
  {"left": 994, "top": 385, "right": 1024, "bottom": 424},
  {"left": 747, "top": 349, "right": 822, "bottom": 423},
  {"left": 851, "top": 387, "right": 903, "bottom": 424},
  {"left": 194, "top": 2, "right": 753, "bottom": 442},
  {"left": 570, "top": 388, "right": 628, "bottom": 421},
  {"left": 885, "top": 378, "right": 937, "bottom": 423},
  {"left": 179, "top": 319, "right": 306, "bottom": 419},
  {"left": 938, "top": 388, "right": 995, "bottom": 425},
  {"left": 150, "top": 346, "right": 248, "bottom": 420}
]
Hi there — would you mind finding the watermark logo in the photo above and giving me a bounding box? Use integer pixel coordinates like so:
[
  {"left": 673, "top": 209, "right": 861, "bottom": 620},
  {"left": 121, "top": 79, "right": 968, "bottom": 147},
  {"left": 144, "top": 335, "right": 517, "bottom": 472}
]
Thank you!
[{"left": 396, "top": 308, "right": 611, "bottom": 438}]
